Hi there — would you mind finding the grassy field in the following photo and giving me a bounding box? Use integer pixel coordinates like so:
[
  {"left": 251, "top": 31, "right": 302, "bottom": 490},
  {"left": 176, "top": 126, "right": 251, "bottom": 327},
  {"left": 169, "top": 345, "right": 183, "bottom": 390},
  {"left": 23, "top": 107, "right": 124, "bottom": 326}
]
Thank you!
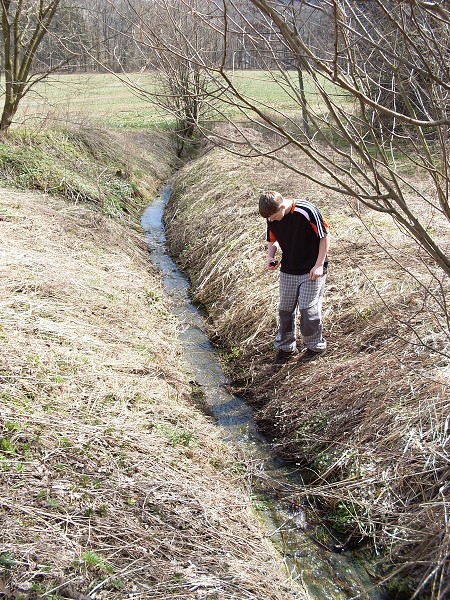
[
  {"left": 17, "top": 72, "right": 165, "bottom": 130},
  {"left": 15, "top": 70, "right": 335, "bottom": 131}
]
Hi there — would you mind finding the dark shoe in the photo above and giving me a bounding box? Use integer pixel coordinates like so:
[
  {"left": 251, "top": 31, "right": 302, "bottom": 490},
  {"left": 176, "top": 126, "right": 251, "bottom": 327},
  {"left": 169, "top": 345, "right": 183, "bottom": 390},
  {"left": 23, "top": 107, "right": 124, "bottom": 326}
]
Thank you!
[
  {"left": 298, "top": 348, "right": 326, "bottom": 363},
  {"left": 274, "top": 348, "right": 298, "bottom": 365}
]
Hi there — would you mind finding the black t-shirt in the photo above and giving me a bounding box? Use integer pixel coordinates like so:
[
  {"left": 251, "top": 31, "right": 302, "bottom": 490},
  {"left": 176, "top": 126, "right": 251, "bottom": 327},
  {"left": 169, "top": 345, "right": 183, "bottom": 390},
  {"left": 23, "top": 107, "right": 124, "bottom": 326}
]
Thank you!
[{"left": 266, "top": 199, "right": 329, "bottom": 275}]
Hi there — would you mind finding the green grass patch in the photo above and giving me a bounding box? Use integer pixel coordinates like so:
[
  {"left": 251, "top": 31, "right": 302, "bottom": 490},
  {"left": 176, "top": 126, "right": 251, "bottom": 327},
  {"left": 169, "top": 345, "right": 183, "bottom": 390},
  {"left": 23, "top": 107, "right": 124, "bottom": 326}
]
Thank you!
[
  {"left": 17, "top": 72, "right": 168, "bottom": 131},
  {"left": 15, "top": 70, "right": 344, "bottom": 130},
  {"left": 0, "top": 126, "right": 144, "bottom": 214}
]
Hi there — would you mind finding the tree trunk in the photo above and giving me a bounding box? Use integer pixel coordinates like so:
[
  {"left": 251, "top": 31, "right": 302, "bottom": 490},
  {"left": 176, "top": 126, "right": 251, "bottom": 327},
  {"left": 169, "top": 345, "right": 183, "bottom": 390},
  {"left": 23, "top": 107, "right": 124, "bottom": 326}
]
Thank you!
[{"left": 0, "top": 99, "right": 16, "bottom": 132}]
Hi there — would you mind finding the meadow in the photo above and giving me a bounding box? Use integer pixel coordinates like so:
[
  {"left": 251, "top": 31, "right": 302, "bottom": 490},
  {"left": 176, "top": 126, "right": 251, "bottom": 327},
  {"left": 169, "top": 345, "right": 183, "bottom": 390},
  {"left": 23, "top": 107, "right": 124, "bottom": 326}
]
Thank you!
[
  {"left": 15, "top": 69, "right": 334, "bottom": 130},
  {"left": 17, "top": 72, "right": 165, "bottom": 130}
]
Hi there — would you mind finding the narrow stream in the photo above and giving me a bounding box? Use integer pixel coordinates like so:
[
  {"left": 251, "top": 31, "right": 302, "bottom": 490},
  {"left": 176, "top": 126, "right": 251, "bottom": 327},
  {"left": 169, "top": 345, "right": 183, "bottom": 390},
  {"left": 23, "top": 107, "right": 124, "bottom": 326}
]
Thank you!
[{"left": 141, "top": 182, "right": 385, "bottom": 600}]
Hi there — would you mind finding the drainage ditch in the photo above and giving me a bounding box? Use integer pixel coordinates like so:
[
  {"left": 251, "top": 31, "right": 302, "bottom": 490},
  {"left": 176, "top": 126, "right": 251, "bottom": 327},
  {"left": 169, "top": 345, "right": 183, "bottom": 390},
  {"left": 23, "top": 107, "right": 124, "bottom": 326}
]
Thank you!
[{"left": 141, "top": 182, "right": 387, "bottom": 600}]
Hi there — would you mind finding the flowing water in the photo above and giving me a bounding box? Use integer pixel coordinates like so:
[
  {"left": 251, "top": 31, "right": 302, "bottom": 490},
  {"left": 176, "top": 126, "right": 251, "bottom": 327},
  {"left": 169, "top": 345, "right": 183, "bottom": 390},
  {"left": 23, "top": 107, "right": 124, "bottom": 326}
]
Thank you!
[{"left": 141, "top": 182, "right": 386, "bottom": 600}]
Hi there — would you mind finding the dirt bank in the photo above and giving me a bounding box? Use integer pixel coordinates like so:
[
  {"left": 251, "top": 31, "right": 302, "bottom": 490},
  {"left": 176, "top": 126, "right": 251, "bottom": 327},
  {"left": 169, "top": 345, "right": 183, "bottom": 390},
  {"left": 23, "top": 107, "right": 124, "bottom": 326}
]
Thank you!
[
  {"left": 165, "top": 136, "right": 450, "bottom": 598},
  {"left": 0, "top": 151, "right": 298, "bottom": 597}
]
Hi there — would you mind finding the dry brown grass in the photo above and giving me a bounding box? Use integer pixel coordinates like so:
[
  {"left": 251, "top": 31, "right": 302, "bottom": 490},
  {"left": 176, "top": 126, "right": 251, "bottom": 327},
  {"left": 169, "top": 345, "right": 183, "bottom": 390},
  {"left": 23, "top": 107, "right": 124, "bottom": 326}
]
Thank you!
[
  {"left": 0, "top": 177, "right": 296, "bottom": 599},
  {"left": 165, "top": 130, "right": 450, "bottom": 598}
]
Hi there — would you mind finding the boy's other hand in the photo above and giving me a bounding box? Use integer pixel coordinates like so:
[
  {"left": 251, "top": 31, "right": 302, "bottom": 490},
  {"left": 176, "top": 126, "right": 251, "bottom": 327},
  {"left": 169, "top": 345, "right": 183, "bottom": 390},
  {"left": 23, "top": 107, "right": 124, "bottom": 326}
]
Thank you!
[
  {"left": 309, "top": 265, "right": 324, "bottom": 280},
  {"left": 267, "top": 259, "right": 279, "bottom": 271}
]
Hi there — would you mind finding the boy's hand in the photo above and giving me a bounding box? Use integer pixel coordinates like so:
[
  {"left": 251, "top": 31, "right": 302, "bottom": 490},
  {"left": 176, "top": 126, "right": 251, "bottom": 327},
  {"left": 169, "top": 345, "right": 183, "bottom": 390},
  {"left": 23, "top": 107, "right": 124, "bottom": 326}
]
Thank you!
[
  {"left": 309, "top": 264, "right": 323, "bottom": 280},
  {"left": 267, "top": 259, "right": 279, "bottom": 271}
]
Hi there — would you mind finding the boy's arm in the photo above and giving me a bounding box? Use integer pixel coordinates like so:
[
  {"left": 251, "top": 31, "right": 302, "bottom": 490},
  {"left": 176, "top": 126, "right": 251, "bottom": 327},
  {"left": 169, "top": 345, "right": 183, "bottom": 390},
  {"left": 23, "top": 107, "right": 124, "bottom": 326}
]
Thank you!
[
  {"left": 310, "top": 234, "right": 330, "bottom": 280},
  {"left": 267, "top": 241, "right": 280, "bottom": 270}
]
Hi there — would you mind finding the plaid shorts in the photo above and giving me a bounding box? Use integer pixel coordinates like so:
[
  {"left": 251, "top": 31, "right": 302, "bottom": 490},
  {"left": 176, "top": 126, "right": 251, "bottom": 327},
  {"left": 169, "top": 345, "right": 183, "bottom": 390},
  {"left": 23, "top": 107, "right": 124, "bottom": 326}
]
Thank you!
[{"left": 275, "top": 271, "right": 327, "bottom": 352}]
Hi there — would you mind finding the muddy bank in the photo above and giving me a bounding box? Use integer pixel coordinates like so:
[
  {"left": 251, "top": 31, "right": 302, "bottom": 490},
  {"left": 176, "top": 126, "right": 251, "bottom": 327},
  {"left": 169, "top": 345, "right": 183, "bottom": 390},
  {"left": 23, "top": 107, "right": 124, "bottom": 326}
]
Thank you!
[
  {"left": 165, "top": 139, "right": 450, "bottom": 597},
  {"left": 0, "top": 134, "right": 297, "bottom": 598}
]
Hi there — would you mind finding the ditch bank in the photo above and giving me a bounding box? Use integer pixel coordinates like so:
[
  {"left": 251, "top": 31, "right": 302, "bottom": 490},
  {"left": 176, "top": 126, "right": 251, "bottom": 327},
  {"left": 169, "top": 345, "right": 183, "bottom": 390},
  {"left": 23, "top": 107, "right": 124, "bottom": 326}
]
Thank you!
[
  {"left": 0, "top": 130, "right": 295, "bottom": 600},
  {"left": 142, "top": 182, "right": 382, "bottom": 600},
  {"left": 164, "top": 139, "right": 450, "bottom": 598}
]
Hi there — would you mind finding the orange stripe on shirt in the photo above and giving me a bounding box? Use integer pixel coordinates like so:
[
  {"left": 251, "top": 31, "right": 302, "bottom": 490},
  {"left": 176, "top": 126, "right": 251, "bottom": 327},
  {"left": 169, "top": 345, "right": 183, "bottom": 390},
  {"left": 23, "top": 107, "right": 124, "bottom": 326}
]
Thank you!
[
  {"left": 309, "top": 222, "right": 318, "bottom": 236},
  {"left": 310, "top": 218, "right": 329, "bottom": 237}
]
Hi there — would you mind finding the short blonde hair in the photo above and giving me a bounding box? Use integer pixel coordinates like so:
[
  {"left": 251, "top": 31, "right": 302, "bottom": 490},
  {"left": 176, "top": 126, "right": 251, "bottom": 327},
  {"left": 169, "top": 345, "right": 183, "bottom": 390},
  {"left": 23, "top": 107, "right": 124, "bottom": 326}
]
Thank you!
[{"left": 259, "top": 191, "right": 283, "bottom": 218}]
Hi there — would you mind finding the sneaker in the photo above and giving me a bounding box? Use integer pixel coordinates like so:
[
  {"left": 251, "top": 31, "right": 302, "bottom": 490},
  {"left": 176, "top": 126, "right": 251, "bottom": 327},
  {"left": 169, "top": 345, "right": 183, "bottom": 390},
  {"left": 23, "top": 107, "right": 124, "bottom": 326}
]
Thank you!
[
  {"left": 298, "top": 348, "right": 326, "bottom": 363},
  {"left": 274, "top": 348, "right": 298, "bottom": 365}
]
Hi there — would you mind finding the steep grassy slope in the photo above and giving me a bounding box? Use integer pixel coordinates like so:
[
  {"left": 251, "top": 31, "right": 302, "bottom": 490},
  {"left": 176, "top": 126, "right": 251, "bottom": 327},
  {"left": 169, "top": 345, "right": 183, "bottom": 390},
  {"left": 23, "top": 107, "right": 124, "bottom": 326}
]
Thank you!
[
  {"left": 0, "top": 129, "right": 297, "bottom": 599},
  {"left": 165, "top": 135, "right": 450, "bottom": 599}
]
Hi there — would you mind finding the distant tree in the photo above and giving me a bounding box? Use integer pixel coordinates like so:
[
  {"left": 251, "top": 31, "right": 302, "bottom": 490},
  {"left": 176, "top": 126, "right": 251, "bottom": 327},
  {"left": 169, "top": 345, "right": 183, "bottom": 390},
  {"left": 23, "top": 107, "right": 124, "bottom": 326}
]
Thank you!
[
  {"left": 95, "top": 0, "right": 224, "bottom": 154},
  {"left": 77, "top": 0, "right": 144, "bottom": 72},
  {"left": 34, "top": 3, "right": 89, "bottom": 71},
  {"left": 141, "top": 0, "right": 223, "bottom": 153}
]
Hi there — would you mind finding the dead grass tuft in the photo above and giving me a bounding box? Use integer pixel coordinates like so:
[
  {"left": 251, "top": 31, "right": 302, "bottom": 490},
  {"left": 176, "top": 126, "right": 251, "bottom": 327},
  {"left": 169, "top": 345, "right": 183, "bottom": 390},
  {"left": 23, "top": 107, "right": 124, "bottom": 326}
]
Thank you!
[{"left": 165, "top": 129, "right": 450, "bottom": 598}]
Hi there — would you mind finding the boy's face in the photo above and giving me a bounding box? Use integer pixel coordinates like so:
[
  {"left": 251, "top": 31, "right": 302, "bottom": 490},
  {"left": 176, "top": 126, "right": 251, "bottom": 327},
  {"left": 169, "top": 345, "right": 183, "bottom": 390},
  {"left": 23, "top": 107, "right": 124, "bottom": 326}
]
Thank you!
[{"left": 268, "top": 204, "right": 286, "bottom": 221}]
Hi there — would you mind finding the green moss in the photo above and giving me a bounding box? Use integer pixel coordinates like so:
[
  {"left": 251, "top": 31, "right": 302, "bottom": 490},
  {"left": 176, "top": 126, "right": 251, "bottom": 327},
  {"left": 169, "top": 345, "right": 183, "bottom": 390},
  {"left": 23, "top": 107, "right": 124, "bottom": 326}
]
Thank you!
[
  {"left": 0, "top": 552, "right": 16, "bottom": 568},
  {"left": 295, "top": 413, "right": 329, "bottom": 444},
  {"left": 326, "top": 500, "right": 359, "bottom": 533}
]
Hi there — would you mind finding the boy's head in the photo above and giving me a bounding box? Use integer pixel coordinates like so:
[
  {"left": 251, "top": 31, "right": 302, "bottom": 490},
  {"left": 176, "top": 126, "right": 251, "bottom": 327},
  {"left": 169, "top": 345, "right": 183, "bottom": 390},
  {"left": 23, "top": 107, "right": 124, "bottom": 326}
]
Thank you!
[{"left": 259, "top": 190, "right": 284, "bottom": 219}]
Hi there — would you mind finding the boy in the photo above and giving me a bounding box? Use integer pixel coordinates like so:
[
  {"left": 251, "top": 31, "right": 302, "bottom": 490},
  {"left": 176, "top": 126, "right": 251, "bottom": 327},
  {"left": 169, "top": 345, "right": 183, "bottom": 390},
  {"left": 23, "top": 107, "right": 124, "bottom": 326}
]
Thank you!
[{"left": 259, "top": 190, "right": 330, "bottom": 364}]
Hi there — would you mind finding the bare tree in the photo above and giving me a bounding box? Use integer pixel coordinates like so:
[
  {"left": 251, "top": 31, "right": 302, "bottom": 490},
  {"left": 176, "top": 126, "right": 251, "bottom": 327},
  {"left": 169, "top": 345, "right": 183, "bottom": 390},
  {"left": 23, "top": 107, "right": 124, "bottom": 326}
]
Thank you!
[
  {"left": 215, "top": 1, "right": 449, "bottom": 275},
  {"left": 88, "top": 0, "right": 224, "bottom": 154},
  {"left": 137, "top": 0, "right": 223, "bottom": 154},
  {"left": 0, "top": 0, "right": 63, "bottom": 131},
  {"left": 74, "top": 0, "right": 147, "bottom": 72}
]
